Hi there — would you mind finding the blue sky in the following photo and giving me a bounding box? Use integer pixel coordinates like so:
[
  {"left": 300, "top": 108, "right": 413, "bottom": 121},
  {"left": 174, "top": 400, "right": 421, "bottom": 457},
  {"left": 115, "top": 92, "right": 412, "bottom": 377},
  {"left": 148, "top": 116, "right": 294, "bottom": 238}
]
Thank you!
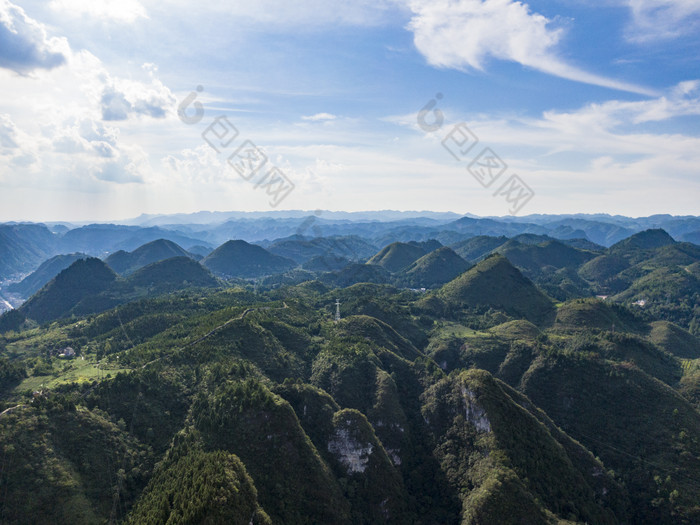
[{"left": 0, "top": 0, "right": 699, "bottom": 221}]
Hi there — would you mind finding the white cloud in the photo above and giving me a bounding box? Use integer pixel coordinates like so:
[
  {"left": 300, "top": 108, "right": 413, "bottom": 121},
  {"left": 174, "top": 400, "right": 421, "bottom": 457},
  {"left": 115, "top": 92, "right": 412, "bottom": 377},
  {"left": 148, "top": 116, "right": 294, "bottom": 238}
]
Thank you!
[
  {"left": 405, "top": 0, "right": 658, "bottom": 96},
  {"left": 49, "top": 0, "right": 148, "bottom": 23},
  {"left": 92, "top": 145, "right": 148, "bottom": 183},
  {"left": 0, "top": 3, "right": 176, "bottom": 193},
  {"left": 0, "top": 113, "right": 39, "bottom": 168},
  {"left": 302, "top": 113, "right": 337, "bottom": 121},
  {"left": 381, "top": 80, "right": 700, "bottom": 214},
  {"left": 0, "top": 113, "right": 18, "bottom": 148},
  {"left": 100, "top": 77, "right": 175, "bottom": 121},
  {"left": 625, "top": 0, "right": 700, "bottom": 41},
  {"left": 0, "top": 0, "right": 67, "bottom": 74}
]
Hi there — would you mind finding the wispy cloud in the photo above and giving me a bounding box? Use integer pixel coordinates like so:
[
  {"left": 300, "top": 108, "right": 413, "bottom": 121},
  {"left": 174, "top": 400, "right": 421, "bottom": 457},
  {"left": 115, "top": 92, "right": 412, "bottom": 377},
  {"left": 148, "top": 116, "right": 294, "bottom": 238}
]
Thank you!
[
  {"left": 405, "top": 0, "right": 658, "bottom": 96},
  {"left": 625, "top": 0, "right": 700, "bottom": 41},
  {"left": 49, "top": 0, "right": 148, "bottom": 23},
  {"left": 145, "top": 0, "right": 397, "bottom": 29}
]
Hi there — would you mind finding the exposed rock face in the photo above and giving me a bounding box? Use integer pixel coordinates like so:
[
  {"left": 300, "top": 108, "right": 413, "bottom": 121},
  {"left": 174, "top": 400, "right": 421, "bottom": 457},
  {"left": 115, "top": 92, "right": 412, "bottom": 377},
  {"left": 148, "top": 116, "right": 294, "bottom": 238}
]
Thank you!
[
  {"left": 328, "top": 420, "right": 374, "bottom": 474},
  {"left": 462, "top": 386, "right": 491, "bottom": 433}
]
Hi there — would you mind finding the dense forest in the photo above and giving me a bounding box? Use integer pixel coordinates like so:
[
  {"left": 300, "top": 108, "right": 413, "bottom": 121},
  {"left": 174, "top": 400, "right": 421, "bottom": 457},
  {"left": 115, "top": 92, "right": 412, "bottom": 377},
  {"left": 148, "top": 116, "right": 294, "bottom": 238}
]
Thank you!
[{"left": 1, "top": 224, "right": 699, "bottom": 524}]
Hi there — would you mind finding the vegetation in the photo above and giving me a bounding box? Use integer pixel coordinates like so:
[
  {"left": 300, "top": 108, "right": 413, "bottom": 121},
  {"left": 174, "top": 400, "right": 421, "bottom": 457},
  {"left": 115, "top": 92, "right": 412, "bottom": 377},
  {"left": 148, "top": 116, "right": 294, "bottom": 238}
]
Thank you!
[
  {"left": 367, "top": 242, "right": 428, "bottom": 273},
  {"left": 1, "top": 226, "right": 700, "bottom": 523},
  {"left": 202, "top": 240, "right": 295, "bottom": 277},
  {"left": 105, "top": 239, "right": 193, "bottom": 275},
  {"left": 397, "top": 246, "right": 470, "bottom": 288},
  {"left": 434, "top": 254, "right": 555, "bottom": 325}
]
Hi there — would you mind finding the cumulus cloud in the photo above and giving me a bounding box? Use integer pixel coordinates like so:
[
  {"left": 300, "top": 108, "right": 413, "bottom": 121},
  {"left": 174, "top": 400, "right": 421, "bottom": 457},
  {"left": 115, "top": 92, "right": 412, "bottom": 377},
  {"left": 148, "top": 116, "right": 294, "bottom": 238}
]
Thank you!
[
  {"left": 100, "top": 77, "right": 176, "bottom": 121},
  {"left": 50, "top": 117, "right": 149, "bottom": 183},
  {"left": 302, "top": 113, "right": 337, "bottom": 121},
  {"left": 49, "top": 0, "right": 148, "bottom": 23},
  {"left": 0, "top": 0, "right": 67, "bottom": 74},
  {"left": 93, "top": 154, "right": 145, "bottom": 183},
  {"left": 51, "top": 118, "right": 119, "bottom": 157},
  {"left": 0, "top": 113, "right": 18, "bottom": 148},
  {"left": 0, "top": 2, "right": 176, "bottom": 191},
  {"left": 0, "top": 113, "right": 39, "bottom": 168},
  {"left": 625, "top": 0, "right": 700, "bottom": 41},
  {"left": 405, "top": 0, "right": 658, "bottom": 96}
]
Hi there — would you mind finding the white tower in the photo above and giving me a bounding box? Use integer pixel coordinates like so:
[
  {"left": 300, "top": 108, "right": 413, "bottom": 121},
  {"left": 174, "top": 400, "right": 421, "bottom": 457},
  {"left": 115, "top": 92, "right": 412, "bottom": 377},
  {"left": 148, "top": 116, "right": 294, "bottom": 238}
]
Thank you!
[{"left": 335, "top": 299, "right": 341, "bottom": 323}]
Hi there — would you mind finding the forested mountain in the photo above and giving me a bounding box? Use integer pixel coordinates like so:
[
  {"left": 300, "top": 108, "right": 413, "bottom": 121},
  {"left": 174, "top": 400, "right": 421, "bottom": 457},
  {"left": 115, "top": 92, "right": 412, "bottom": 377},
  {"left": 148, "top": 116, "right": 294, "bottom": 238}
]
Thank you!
[
  {"left": 7, "top": 253, "right": 88, "bottom": 298},
  {"left": 19, "top": 258, "right": 118, "bottom": 324},
  {"left": 1, "top": 216, "right": 700, "bottom": 524},
  {"left": 397, "top": 246, "right": 470, "bottom": 288},
  {"left": 367, "top": 242, "right": 429, "bottom": 273},
  {"left": 265, "top": 235, "right": 378, "bottom": 264},
  {"left": 105, "top": 239, "right": 194, "bottom": 275},
  {"left": 0, "top": 223, "right": 58, "bottom": 279},
  {"left": 2, "top": 213, "right": 698, "bottom": 283},
  {"left": 202, "top": 240, "right": 296, "bottom": 278}
]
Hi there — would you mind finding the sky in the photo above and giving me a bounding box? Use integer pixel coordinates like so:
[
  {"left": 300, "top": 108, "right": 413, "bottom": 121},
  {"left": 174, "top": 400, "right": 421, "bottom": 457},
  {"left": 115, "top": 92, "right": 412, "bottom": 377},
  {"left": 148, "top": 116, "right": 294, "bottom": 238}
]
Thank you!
[{"left": 0, "top": 0, "right": 699, "bottom": 222}]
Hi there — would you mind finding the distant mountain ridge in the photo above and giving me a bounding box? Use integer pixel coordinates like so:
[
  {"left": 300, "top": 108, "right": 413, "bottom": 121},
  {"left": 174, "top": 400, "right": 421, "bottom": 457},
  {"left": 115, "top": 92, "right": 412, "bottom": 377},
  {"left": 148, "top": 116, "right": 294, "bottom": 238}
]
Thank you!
[{"left": 2, "top": 214, "right": 699, "bottom": 284}]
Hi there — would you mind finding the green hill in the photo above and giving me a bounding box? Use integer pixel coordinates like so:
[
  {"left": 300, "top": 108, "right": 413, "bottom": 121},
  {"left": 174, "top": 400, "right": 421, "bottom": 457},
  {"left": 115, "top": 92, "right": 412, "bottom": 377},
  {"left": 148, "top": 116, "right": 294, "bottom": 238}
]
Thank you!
[
  {"left": 14, "top": 257, "right": 218, "bottom": 326},
  {"left": 398, "top": 246, "right": 470, "bottom": 288},
  {"left": 202, "top": 240, "right": 296, "bottom": 278},
  {"left": 0, "top": 405, "right": 152, "bottom": 524},
  {"left": 421, "top": 369, "right": 627, "bottom": 524},
  {"left": 609, "top": 229, "right": 677, "bottom": 266},
  {"left": 437, "top": 254, "right": 555, "bottom": 324},
  {"left": 496, "top": 238, "right": 595, "bottom": 275},
  {"left": 0, "top": 223, "right": 57, "bottom": 280},
  {"left": 267, "top": 235, "right": 377, "bottom": 264},
  {"left": 194, "top": 379, "right": 351, "bottom": 524},
  {"left": 127, "top": 446, "right": 271, "bottom": 524},
  {"left": 578, "top": 253, "right": 630, "bottom": 283},
  {"left": 105, "top": 239, "right": 193, "bottom": 275},
  {"left": 7, "top": 253, "right": 88, "bottom": 298},
  {"left": 367, "top": 242, "right": 427, "bottom": 273},
  {"left": 610, "top": 228, "right": 676, "bottom": 252},
  {"left": 613, "top": 266, "right": 700, "bottom": 332},
  {"left": 553, "top": 298, "right": 646, "bottom": 334},
  {"left": 126, "top": 256, "right": 219, "bottom": 290},
  {"left": 520, "top": 348, "right": 700, "bottom": 523},
  {"left": 319, "top": 263, "right": 392, "bottom": 287},
  {"left": 19, "top": 258, "right": 117, "bottom": 323},
  {"left": 649, "top": 321, "right": 700, "bottom": 359},
  {"left": 4, "top": 231, "right": 700, "bottom": 524},
  {"left": 489, "top": 319, "right": 542, "bottom": 341},
  {"left": 641, "top": 242, "right": 700, "bottom": 268},
  {"left": 302, "top": 254, "right": 352, "bottom": 271},
  {"left": 450, "top": 235, "right": 508, "bottom": 262}
]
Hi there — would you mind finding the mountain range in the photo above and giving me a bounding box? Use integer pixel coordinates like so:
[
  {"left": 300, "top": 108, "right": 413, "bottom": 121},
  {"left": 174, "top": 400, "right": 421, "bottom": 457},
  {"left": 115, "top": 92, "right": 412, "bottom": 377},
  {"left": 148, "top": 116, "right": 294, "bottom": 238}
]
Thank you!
[
  {"left": 3, "top": 212, "right": 699, "bottom": 281},
  {"left": 1, "top": 212, "right": 700, "bottom": 523}
]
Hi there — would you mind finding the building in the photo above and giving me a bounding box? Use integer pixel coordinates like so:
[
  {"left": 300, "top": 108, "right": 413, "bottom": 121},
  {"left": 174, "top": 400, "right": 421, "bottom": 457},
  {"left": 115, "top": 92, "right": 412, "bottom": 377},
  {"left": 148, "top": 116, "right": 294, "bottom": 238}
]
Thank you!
[{"left": 59, "top": 347, "right": 76, "bottom": 358}]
